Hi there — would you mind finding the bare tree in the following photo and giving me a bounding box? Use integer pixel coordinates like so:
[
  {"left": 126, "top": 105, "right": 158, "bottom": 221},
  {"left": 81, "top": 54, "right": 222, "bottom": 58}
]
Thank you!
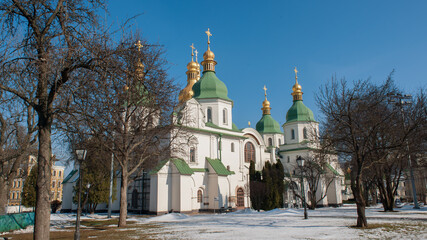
[
  {"left": 316, "top": 76, "right": 421, "bottom": 227},
  {"left": 0, "top": 91, "right": 37, "bottom": 214},
  {"left": 61, "top": 35, "right": 180, "bottom": 227},
  {"left": 0, "top": 1, "right": 108, "bottom": 238}
]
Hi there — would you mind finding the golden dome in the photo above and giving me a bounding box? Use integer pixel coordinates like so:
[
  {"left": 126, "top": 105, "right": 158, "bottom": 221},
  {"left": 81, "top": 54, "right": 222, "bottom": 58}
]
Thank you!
[
  {"left": 261, "top": 85, "right": 271, "bottom": 115},
  {"left": 203, "top": 49, "right": 215, "bottom": 61},
  {"left": 291, "top": 67, "right": 303, "bottom": 101},
  {"left": 187, "top": 60, "right": 198, "bottom": 71}
]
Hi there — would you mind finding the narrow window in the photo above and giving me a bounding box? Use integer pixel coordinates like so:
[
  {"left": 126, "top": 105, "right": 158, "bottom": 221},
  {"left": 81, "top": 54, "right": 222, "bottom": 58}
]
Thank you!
[
  {"left": 244, "top": 142, "right": 255, "bottom": 163},
  {"left": 291, "top": 129, "right": 295, "bottom": 139},
  {"left": 59, "top": 171, "right": 62, "bottom": 177},
  {"left": 223, "top": 108, "right": 228, "bottom": 124},
  {"left": 287, "top": 156, "right": 290, "bottom": 163},
  {"left": 52, "top": 181, "right": 55, "bottom": 188},
  {"left": 12, "top": 192, "right": 15, "bottom": 199},
  {"left": 207, "top": 108, "right": 212, "bottom": 123},
  {"left": 303, "top": 127, "right": 308, "bottom": 139},
  {"left": 190, "top": 147, "right": 196, "bottom": 162},
  {"left": 237, "top": 188, "right": 244, "bottom": 207},
  {"left": 279, "top": 139, "right": 281, "bottom": 145},
  {"left": 268, "top": 138, "right": 273, "bottom": 147},
  {"left": 231, "top": 142, "right": 235, "bottom": 152},
  {"left": 53, "top": 170, "right": 56, "bottom": 177},
  {"left": 197, "top": 190, "right": 203, "bottom": 203}
]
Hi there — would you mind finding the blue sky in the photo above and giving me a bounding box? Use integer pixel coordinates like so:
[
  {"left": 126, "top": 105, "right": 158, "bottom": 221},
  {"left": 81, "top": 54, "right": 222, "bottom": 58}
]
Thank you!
[{"left": 105, "top": 0, "right": 426, "bottom": 129}]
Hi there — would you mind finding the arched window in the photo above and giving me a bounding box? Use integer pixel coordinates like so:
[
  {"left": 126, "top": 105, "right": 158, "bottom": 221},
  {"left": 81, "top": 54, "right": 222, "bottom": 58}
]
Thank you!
[
  {"left": 268, "top": 138, "right": 273, "bottom": 147},
  {"left": 231, "top": 143, "right": 235, "bottom": 152},
  {"left": 278, "top": 139, "right": 281, "bottom": 145},
  {"left": 190, "top": 147, "right": 196, "bottom": 162},
  {"left": 52, "top": 181, "right": 55, "bottom": 188},
  {"left": 59, "top": 171, "right": 62, "bottom": 177},
  {"left": 291, "top": 129, "right": 295, "bottom": 139},
  {"left": 197, "top": 189, "right": 203, "bottom": 203},
  {"left": 244, "top": 142, "right": 255, "bottom": 163},
  {"left": 53, "top": 171, "right": 56, "bottom": 176},
  {"left": 237, "top": 188, "right": 244, "bottom": 207},
  {"left": 303, "top": 127, "right": 308, "bottom": 139},
  {"left": 207, "top": 108, "right": 212, "bottom": 122},
  {"left": 223, "top": 108, "right": 228, "bottom": 124}
]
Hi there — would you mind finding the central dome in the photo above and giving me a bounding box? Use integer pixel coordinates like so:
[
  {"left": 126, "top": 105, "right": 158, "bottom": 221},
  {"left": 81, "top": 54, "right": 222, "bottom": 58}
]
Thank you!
[
  {"left": 285, "top": 100, "right": 315, "bottom": 123},
  {"left": 192, "top": 71, "right": 231, "bottom": 101},
  {"left": 256, "top": 114, "right": 282, "bottom": 134}
]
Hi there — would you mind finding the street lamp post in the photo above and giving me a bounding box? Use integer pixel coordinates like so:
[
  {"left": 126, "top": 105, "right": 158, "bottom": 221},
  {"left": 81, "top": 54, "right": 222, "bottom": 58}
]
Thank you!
[
  {"left": 388, "top": 93, "right": 420, "bottom": 209},
  {"left": 296, "top": 156, "right": 308, "bottom": 219},
  {"left": 75, "top": 149, "right": 87, "bottom": 240}
]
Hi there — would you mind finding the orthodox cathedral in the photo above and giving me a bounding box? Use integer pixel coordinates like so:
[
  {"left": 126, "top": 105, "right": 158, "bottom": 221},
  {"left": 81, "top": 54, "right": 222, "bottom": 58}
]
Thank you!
[
  {"left": 148, "top": 29, "right": 343, "bottom": 214},
  {"left": 62, "top": 29, "right": 343, "bottom": 214}
]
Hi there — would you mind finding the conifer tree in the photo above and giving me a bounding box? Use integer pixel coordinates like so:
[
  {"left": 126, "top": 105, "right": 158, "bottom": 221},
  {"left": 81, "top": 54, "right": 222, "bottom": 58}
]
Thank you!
[{"left": 22, "top": 166, "right": 37, "bottom": 208}]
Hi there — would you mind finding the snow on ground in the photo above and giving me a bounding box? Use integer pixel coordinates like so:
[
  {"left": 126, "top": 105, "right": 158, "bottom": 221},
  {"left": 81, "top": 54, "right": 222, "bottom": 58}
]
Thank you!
[
  {"left": 3, "top": 205, "right": 426, "bottom": 239},
  {"left": 133, "top": 205, "right": 426, "bottom": 240}
]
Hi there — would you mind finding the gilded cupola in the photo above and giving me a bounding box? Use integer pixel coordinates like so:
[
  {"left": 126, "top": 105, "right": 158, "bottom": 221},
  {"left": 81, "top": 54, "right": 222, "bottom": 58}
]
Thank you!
[
  {"left": 291, "top": 67, "right": 303, "bottom": 101},
  {"left": 201, "top": 28, "right": 217, "bottom": 72},
  {"left": 261, "top": 85, "right": 271, "bottom": 115},
  {"left": 178, "top": 43, "right": 200, "bottom": 103}
]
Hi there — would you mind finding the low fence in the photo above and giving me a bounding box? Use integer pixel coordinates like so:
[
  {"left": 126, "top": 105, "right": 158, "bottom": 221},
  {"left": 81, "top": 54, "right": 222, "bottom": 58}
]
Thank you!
[{"left": 0, "top": 212, "right": 34, "bottom": 233}]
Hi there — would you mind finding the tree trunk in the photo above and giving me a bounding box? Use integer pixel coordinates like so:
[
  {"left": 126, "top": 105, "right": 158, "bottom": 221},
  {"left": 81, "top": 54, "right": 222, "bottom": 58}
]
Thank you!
[
  {"left": 0, "top": 178, "right": 8, "bottom": 215},
  {"left": 118, "top": 172, "right": 128, "bottom": 227},
  {"left": 352, "top": 174, "right": 368, "bottom": 228},
  {"left": 34, "top": 120, "right": 52, "bottom": 240}
]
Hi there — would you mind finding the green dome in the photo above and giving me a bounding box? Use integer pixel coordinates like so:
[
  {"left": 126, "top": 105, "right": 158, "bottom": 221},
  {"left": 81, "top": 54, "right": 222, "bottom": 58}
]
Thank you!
[
  {"left": 286, "top": 100, "right": 315, "bottom": 123},
  {"left": 192, "top": 71, "right": 231, "bottom": 101},
  {"left": 256, "top": 114, "right": 283, "bottom": 134}
]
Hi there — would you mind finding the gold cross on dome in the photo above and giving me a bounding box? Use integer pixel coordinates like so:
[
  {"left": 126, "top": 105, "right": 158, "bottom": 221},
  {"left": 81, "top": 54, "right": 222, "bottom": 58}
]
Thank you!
[
  {"left": 205, "top": 28, "right": 212, "bottom": 44},
  {"left": 294, "top": 67, "right": 298, "bottom": 79},
  {"left": 263, "top": 85, "right": 267, "bottom": 97},
  {"left": 190, "top": 43, "right": 195, "bottom": 55},
  {"left": 135, "top": 40, "right": 143, "bottom": 52}
]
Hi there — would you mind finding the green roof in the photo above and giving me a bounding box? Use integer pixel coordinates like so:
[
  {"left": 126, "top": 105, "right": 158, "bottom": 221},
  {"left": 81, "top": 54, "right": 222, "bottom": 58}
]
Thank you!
[
  {"left": 192, "top": 71, "right": 232, "bottom": 102},
  {"left": 326, "top": 163, "right": 341, "bottom": 176},
  {"left": 149, "top": 158, "right": 195, "bottom": 175},
  {"left": 191, "top": 168, "right": 209, "bottom": 172},
  {"left": 171, "top": 158, "right": 194, "bottom": 175},
  {"left": 149, "top": 159, "right": 169, "bottom": 174},
  {"left": 62, "top": 169, "right": 78, "bottom": 184},
  {"left": 206, "top": 158, "right": 235, "bottom": 176},
  {"left": 286, "top": 100, "right": 315, "bottom": 123},
  {"left": 256, "top": 114, "right": 283, "bottom": 134}
]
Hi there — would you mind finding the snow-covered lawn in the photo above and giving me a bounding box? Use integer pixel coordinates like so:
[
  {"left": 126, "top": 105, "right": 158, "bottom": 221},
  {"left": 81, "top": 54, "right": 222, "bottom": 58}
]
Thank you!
[
  {"left": 2, "top": 204, "right": 426, "bottom": 239},
  {"left": 129, "top": 204, "right": 426, "bottom": 239}
]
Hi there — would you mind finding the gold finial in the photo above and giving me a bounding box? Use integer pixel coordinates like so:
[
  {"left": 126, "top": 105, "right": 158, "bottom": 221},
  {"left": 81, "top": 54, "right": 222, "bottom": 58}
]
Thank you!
[
  {"left": 190, "top": 43, "right": 195, "bottom": 61},
  {"left": 205, "top": 28, "right": 212, "bottom": 47},
  {"left": 135, "top": 40, "right": 143, "bottom": 52},
  {"left": 262, "top": 85, "right": 271, "bottom": 115},
  {"left": 291, "top": 67, "right": 303, "bottom": 101},
  {"left": 248, "top": 121, "right": 251, "bottom": 127}
]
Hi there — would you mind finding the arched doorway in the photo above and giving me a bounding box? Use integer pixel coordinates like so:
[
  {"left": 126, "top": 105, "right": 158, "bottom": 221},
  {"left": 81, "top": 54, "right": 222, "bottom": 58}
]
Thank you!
[{"left": 237, "top": 188, "right": 244, "bottom": 208}]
